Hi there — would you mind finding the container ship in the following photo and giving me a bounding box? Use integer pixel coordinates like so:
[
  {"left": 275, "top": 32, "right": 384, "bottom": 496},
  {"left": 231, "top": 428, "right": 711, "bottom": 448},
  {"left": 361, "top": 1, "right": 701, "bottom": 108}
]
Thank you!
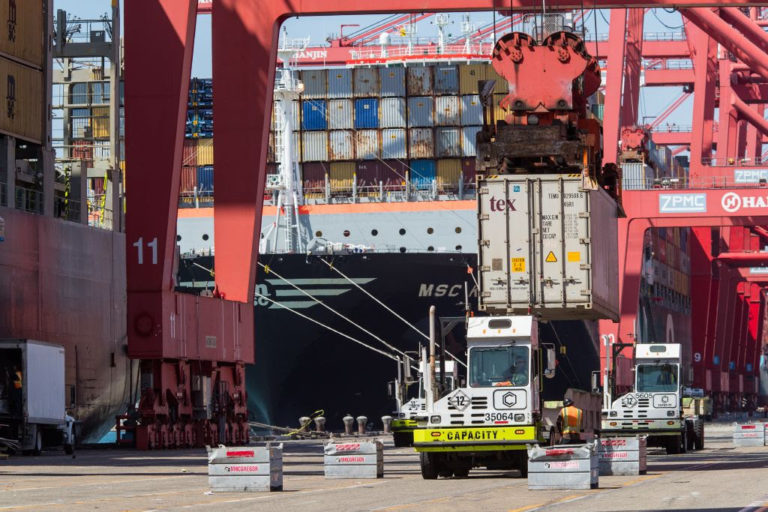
[{"left": 175, "top": 49, "right": 692, "bottom": 428}]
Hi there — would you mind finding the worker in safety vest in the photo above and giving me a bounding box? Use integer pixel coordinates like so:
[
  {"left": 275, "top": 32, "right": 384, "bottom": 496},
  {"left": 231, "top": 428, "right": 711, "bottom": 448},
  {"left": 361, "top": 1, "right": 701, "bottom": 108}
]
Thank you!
[{"left": 557, "top": 397, "right": 583, "bottom": 444}]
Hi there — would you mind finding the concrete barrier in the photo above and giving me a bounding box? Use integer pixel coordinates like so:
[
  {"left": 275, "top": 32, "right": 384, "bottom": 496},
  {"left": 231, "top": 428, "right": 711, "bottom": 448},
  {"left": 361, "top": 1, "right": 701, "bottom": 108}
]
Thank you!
[
  {"left": 733, "top": 423, "right": 765, "bottom": 447},
  {"left": 598, "top": 437, "right": 647, "bottom": 476},
  {"left": 207, "top": 444, "right": 283, "bottom": 492},
  {"left": 527, "top": 443, "right": 598, "bottom": 490},
  {"left": 324, "top": 440, "right": 383, "bottom": 479}
]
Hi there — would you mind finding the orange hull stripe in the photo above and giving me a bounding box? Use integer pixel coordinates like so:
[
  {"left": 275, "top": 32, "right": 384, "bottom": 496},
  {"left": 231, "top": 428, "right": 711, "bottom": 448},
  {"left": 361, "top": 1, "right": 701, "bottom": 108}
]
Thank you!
[{"left": 178, "top": 200, "right": 475, "bottom": 218}]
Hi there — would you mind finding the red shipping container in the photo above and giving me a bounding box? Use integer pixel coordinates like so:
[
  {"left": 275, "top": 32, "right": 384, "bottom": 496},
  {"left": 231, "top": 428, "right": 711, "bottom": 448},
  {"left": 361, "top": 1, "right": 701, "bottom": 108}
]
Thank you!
[
  {"left": 72, "top": 139, "right": 92, "bottom": 160},
  {"left": 379, "top": 160, "right": 408, "bottom": 187},
  {"left": 182, "top": 139, "right": 197, "bottom": 167},
  {"left": 180, "top": 166, "right": 197, "bottom": 194},
  {"left": 302, "top": 162, "right": 329, "bottom": 196},
  {"left": 356, "top": 160, "right": 382, "bottom": 188},
  {"left": 461, "top": 157, "right": 476, "bottom": 184}
]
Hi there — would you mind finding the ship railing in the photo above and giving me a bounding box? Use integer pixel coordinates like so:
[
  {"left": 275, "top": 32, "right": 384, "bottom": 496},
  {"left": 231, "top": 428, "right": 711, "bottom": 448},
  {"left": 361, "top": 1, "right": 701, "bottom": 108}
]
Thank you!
[
  {"left": 595, "top": 31, "right": 686, "bottom": 41},
  {"left": 86, "top": 193, "right": 114, "bottom": 228},
  {"left": 652, "top": 124, "right": 692, "bottom": 132},
  {"left": 702, "top": 157, "right": 768, "bottom": 167},
  {"left": 54, "top": 196, "right": 82, "bottom": 223},
  {"left": 15, "top": 187, "right": 44, "bottom": 214},
  {"left": 623, "top": 175, "right": 768, "bottom": 190}
]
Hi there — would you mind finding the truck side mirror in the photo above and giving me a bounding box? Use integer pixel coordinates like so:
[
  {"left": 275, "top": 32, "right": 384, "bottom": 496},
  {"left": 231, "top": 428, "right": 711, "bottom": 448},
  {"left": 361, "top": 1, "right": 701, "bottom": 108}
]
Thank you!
[
  {"left": 591, "top": 371, "right": 601, "bottom": 393},
  {"left": 544, "top": 346, "right": 556, "bottom": 379}
]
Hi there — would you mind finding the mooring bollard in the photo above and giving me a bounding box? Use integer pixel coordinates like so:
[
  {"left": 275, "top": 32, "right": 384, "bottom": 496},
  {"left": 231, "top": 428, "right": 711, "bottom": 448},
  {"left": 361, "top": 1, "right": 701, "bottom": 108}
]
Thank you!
[
  {"left": 343, "top": 415, "right": 355, "bottom": 435},
  {"left": 381, "top": 415, "right": 393, "bottom": 434},
  {"left": 314, "top": 416, "right": 326, "bottom": 433},
  {"left": 356, "top": 416, "right": 368, "bottom": 435},
  {"left": 207, "top": 444, "right": 283, "bottom": 492},
  {"left": 299, "top": 416, "right": 311, "bottom": 431}
]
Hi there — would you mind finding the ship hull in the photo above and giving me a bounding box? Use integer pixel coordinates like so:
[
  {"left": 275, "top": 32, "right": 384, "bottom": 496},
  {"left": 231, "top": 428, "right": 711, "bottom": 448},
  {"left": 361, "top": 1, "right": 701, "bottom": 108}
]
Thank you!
[
  {"left": 0, "top": 207, "right": 131, "bottom": 442},
  {"left": 179, "top": 252, "right": 603, "bottom": 429}
]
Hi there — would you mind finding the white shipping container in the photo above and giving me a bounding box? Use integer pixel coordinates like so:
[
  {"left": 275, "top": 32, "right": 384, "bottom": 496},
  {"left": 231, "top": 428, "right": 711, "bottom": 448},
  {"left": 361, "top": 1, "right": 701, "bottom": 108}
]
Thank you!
[{"left": 477, "top": 175, "right": 619, "bottom": 320}]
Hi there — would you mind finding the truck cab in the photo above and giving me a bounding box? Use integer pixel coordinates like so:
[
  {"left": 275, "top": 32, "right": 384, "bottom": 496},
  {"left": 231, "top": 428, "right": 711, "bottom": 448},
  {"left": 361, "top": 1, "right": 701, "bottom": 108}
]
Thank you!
[
  {"left": 413, "top": 316, "right": 552, "bottom": 479},
  {"left": 602, "top": 343, "right": 702, "bottom": 453}
]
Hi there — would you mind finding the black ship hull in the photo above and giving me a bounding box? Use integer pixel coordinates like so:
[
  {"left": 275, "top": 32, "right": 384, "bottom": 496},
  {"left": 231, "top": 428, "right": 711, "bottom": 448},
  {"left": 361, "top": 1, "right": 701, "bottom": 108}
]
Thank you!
[{"left": 178, "top": 252, "right": 602, "bottom": 429}]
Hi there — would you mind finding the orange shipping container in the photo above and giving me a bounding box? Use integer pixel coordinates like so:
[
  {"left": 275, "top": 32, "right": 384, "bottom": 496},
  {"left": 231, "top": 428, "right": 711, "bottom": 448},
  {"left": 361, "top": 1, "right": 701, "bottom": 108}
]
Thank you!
[
  {"left": 0, "top": 0, "right": 43, "bottom": 68},
  {"left": 197, "top": 138, "right": 214, "bottom": 166}
]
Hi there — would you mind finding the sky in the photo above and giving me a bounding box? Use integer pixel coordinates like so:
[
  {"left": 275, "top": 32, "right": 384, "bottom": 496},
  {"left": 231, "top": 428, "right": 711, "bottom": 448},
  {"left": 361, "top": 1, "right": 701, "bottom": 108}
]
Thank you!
[{"left": 54, "top": 1, "right": 692, "bottom": 130}]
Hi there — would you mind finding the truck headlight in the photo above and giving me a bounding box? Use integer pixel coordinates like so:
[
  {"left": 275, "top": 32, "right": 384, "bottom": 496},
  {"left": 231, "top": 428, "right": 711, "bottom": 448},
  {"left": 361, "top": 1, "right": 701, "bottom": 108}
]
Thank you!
[
  {"left": 610, "top": 411, "right": 618, "bottom": 417},
  {"left": 399, "top": 413, "right": 406, "bottom": 418},
  {"left": 430, "top": 415, "right": 441, "bottom": 424},
  {"left": 667, "top": 410, "right": 675, "bottom": 417},
  {"left": 514, "top": 414, "right": 525, "bottom": 422}
]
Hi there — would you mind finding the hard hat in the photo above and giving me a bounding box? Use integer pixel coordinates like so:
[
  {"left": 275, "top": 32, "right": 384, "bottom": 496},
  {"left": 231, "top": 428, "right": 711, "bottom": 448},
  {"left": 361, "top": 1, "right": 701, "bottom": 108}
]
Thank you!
[{"left": 563, "top": 398, "right": 573, "bottom": 407}]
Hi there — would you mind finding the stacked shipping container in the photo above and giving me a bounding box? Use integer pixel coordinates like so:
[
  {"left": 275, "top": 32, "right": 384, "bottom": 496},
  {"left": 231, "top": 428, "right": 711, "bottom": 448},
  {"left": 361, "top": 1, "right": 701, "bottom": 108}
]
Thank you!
[{"left": 181, "top": 62, "right": 509, "bottom": 203}]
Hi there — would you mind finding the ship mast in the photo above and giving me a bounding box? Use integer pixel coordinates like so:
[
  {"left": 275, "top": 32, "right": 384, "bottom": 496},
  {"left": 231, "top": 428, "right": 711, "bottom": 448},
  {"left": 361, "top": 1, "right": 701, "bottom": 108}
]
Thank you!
[{"left": 267, "top": 29, "right": 309, "bottom": 253}]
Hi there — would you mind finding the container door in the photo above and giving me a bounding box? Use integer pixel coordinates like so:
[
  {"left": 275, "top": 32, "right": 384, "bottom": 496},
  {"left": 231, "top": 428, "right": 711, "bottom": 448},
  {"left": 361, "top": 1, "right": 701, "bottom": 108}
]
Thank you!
[{"left": 479, "top": 177, "right": 528, "bottom": 310}]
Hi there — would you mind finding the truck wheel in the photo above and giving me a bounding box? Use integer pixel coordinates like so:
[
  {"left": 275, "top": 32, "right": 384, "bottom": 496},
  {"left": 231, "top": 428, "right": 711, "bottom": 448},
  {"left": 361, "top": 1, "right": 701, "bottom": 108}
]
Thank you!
[
  {"left": 393, "top": 432, "right": 411, "bottom": 448},
  {"left": 685, "top": 428, "right": 695, "bottom": 451},
  {"left": 517, "top": 452, "right": 529, "bottom": 478},
  {"left": 420, "top": 452, "right": 439, "bottom": 480},
  {"left": 694, "top": 427, "right": 704, "bottom": 450},
  {"left": 32, "top": 430, "right": 42, "bottom": 456}
]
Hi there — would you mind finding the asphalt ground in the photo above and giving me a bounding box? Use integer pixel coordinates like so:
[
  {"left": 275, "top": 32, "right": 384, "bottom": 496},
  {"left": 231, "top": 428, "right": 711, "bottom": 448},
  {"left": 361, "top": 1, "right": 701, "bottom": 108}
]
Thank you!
[{"left": 1, "top": 423, "right": 767, "bottom": 512}]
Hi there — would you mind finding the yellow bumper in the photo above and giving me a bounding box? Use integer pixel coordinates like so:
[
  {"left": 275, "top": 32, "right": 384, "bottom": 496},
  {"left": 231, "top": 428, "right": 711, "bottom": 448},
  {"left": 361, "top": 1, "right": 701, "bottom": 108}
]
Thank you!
[
  {"left": 413, "top": 425, "right": 538, "bottom": 452},
  {"left": 391, "top": 419, "right": 418, "bottom": 432}
]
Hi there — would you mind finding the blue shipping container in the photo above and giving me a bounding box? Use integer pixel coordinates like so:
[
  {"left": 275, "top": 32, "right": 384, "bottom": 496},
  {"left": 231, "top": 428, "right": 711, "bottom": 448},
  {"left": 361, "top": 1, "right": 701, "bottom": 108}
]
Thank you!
[
  {"left": 434, "top": 66, "right": 459, "bottom": 94},
  {"left": 380, "top": 67, "right": 406, "bottom": 97},
  {"left": 302, "top": 100, "right": 327, "bottom": 131},
  {"left": 410, "top": 160, "right": 436, "bottom": 189},
  {"left": 355, "top": 98, "right": 379, "bottom": 129},
  {"left": 328, "top": 68, "right": 353, "bottom": 98},
  {"left": 197, "top": 165, "right": 214, "bottom": 193},
  {"left": 407, "top": 97, "right": 434, "bottom": 127}
]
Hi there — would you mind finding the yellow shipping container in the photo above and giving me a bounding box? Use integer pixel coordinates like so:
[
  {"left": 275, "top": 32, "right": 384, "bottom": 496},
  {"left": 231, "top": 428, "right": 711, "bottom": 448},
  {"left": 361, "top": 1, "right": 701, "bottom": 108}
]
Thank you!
[
  {"left": 197, "top": 138, "right": 214, "bottom": 166},
  {"left": 486, "top": 65, "right": 509, "bottom": 95},
  {"left": 91, "top": 107, "right": 109, "bottom": 138},
  {"left": 329, "top": 162, "right": 354, "bottom": 193},
  {"left": 0, "top": 0, "right": 43, "bottom": 68},
  {"left": 436, "top": 159, "right": 462, "bottom": 191},
  {"left": 0, "top": 57, "right": 42, "bottom": 142},
  {"left": 459, "top": 64, "right": 487, "bottom": 95}
]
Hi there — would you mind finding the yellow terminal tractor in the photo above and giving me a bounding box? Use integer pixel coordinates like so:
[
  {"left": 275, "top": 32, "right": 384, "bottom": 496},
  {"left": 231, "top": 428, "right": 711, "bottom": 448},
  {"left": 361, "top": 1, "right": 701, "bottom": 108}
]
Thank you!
[{"left": 413, "top": 315, "right": 557, "bottom": 479}]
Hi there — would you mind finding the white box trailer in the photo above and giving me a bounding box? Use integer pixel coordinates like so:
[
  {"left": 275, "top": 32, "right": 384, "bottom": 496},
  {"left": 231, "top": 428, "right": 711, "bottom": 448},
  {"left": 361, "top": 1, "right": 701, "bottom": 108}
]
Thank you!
[
  {"left": 0, "top": 339, "right": 74, "bottom": 454},
  {"left": 477, "top": 174, "right": 619, "bottom": 320}
]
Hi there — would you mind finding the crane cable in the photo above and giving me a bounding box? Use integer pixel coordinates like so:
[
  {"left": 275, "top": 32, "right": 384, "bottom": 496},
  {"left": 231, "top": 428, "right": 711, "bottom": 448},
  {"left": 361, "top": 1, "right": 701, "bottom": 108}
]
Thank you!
[
  {"left": 317, "top": 257, "right": 467, "bottom": 368},
  {"left": 255, "top": 292, "right": 401, "bottom": 363},
  {"left": 258, "top": 261, "right": 407, "bottom": 359}
]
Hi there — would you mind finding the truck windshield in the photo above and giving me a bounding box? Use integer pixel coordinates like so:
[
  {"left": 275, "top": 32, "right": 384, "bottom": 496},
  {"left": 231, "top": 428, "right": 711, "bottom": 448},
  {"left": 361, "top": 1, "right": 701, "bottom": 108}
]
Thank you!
[
  {"left": 636, "top": 363, "right": 678, "bottom": 393},
  {"left": 469, "top": 346, "right": 528, "bottom": 387}
]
